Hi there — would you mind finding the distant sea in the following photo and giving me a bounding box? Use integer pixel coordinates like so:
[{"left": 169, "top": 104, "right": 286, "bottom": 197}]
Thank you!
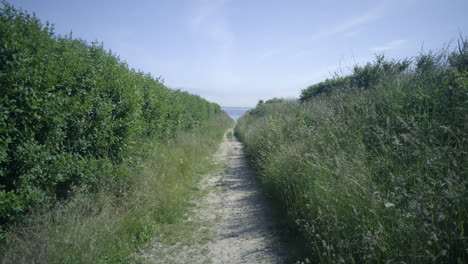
[{"left": 221, "top": 107, "right": 251, "bottom": 121}]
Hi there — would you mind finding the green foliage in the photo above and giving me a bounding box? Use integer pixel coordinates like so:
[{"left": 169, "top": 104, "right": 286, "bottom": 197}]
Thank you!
[
  {"left": 236, "top": 41, "right": 468, "bottom": 263},
  {"left": 299, "top": 77, "right": 348, "bottom": 102},
  {"left": 1, "top": 113, "right": 233, "bottom": 263},
  {"left": 299, "top": 55, "right": 410, "bottom": 102},
  {"left": 449, "top": 36, "right": 468, "bottom": 72},
  {"left": 0, "top": 2, "right": 221, "bottom": 232}
]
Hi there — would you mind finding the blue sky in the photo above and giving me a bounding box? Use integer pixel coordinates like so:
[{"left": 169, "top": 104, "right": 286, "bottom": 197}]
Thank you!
[{"left": 8, "top": 0, "right": 468, "bottom": 107}]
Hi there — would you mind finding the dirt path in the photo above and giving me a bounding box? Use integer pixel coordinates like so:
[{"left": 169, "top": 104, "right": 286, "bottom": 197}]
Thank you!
[
  {"left": 201, "top": 129, "right": 285, "bottom": 263},
  {"left": 140, "top": 129, "right": 286, "bottom": 263}
]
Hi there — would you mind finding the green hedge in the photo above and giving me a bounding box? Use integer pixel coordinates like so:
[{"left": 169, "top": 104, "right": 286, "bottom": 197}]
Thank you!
[{"left": 0, "top": 2, "right": 220, "bottom": 229}]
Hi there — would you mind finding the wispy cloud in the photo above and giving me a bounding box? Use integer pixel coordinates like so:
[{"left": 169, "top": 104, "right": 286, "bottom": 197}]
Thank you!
[
  {"left": 343, "top": 29, "right": 362, "bottom": 38},
  {"left": 371, "top": 39, "right": 408, "bottom": 52},
  {"left": 255, "top": 49, "right": 280, "bottom": 63},
  {"left": 283, "top": 2, "right": 388, "bottom": 61},
  {"left": 290, "top": 49, "right": 312, "bottom": 59},
  {"left": 309, "top": 1, "right": 387, "bottom": 42},
  {"left": 188, "top": 0, "right": 233, "bottom": 50}
]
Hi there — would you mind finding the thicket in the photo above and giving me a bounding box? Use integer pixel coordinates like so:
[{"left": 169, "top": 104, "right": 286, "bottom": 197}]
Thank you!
[
  {"left": 299, "top": 55, "right": 411, "bottom": 102},
  {"left": 2, "top": 114, "right": 232, "bottom": 263},
  {"left": 0, "top": 2, "right": 221, "bottom": 236},
  {"left": 236, "top": 40, "right": 468, "bottom": 263}
]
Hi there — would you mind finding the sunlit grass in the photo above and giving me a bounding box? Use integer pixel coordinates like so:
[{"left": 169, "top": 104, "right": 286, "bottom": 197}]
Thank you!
[
  {"left": 235, "top": 42, "right": 468, "bottom": 263},
  {"left": 1, "top": 113, "right": 233, "bottom": 264}
]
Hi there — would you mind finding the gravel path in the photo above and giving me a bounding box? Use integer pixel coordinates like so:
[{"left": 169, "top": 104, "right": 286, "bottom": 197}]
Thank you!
[
  {"left": 140, "top": 128, "right": 286, "bottom": 263},
  {"left": 201, "top": 129, "right": 285, "bottom": 263}
]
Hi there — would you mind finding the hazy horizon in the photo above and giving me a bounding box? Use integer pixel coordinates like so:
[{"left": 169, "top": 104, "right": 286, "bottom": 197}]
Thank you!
[{"left": 8, "top": 0, "right": 468, "bottom": 107}]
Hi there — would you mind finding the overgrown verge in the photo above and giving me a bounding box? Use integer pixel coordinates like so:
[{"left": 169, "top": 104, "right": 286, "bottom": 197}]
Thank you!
[
  {"left": 0, "top": 1, "right": 234, "bottom": 262},
  {"left": 0, "top": 1, "right": 222, "bottom": 233},
  {"left": 2, "top": 113, "right": 232, "bottom": 263},
  {"left": 235, "top": 40, "right": 468, "bottom": 263}
]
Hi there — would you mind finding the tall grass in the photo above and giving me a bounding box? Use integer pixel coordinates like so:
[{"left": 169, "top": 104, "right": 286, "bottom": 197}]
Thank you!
[
  {"left": 1, "top": 113, "right": 233, "bottom": 263},
  {"left": 235, "top": 41, "right": 468, "bottom": 263}
]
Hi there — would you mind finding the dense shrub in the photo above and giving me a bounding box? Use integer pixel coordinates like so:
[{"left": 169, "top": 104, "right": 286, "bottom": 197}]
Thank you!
[
  {"left": 1, "top": 113, "right": 232, "bottom": 263},
  {"left": 236, "top": 41, "right": 468, "bottom": 263},
  {"left": 299, "top": 56, "right": 410, "bottom": 102},
  {"left": 0, "top": 2, "right": 220, "bottom": 231},
  {"left": 299, "top": 77, "right": 349, "bottom": 102}
]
